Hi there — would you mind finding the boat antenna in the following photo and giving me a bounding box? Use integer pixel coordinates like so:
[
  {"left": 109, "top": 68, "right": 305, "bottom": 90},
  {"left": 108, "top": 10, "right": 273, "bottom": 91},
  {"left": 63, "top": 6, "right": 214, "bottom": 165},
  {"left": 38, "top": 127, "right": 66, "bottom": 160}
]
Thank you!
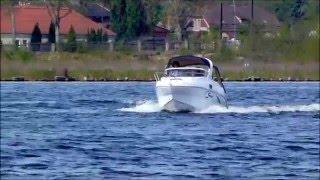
[{"left": 232, "top": 0, "right": 237, "bottom": 40}]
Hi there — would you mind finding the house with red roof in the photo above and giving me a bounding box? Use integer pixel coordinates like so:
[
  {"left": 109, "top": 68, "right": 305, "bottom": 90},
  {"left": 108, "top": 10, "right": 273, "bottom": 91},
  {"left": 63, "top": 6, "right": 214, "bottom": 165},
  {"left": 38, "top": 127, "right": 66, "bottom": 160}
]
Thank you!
[
  {"left": 203, "top": 3, "right": 280, "bottom": 39},
  {"left": 0, "top": 5, "right": 116, "bottom": 47}
]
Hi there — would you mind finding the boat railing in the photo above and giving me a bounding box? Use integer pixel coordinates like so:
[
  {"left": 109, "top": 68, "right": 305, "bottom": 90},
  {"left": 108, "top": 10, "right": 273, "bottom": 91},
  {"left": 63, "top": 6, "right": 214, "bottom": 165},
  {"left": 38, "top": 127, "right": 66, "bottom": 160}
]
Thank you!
[
  {"left": 154, "top": 72, "right": 165, "bottom": 81},
  {"left": 212, "top": 65, "right": 226, "bottom": 93}
]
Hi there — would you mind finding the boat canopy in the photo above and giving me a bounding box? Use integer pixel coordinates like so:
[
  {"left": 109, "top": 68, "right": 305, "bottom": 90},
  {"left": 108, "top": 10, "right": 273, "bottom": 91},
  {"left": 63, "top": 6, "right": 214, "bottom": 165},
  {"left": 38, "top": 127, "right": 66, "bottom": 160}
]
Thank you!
[{"left": 166, "top": 55, "right": 212, "bottom": 68}]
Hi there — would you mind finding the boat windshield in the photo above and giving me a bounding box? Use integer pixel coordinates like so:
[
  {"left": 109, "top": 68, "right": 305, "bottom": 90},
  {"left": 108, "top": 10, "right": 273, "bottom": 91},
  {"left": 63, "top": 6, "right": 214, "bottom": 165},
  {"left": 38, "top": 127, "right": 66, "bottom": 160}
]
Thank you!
[
  {"left": 166, "top": 69, "right": 207, "bottom": 77},
  {"left": 212, "top": 65, "right": 226, "bottom": 93}
]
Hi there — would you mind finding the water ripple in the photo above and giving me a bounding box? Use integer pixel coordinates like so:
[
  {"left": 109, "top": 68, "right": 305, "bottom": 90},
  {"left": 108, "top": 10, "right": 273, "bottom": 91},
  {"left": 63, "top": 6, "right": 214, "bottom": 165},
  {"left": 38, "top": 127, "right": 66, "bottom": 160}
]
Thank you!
[{"left": 1, "top": 82, "right": 319, "bottom": 179}]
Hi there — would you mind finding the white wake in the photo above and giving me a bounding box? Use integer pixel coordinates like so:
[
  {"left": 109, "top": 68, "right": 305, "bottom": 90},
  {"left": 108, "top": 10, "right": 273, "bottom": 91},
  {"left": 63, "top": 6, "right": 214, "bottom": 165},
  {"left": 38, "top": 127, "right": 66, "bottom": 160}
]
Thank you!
[
  {"left": 119, "top": 100, "right": 162, "bottom": 113},
  {"left": 119, "top": 101, "right": 320, "bottom": 114},
  {"left": 197, "top": 103, "right": 320, "bottom": 114}
]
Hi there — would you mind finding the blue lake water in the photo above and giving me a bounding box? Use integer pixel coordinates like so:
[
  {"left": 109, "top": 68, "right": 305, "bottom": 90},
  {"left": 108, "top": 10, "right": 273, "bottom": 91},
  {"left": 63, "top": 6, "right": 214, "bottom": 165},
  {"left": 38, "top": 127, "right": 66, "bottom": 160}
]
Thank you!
[{"left": 1, "top": 82, "right": 319, "bottom": 179}]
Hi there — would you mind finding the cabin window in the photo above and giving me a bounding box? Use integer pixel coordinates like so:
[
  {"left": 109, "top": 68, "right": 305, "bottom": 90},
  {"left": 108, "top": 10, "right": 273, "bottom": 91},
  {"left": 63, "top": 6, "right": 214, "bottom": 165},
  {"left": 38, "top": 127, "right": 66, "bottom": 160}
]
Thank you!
[{"left": 166, "top": 69, "right": 206, "bottom": 77}]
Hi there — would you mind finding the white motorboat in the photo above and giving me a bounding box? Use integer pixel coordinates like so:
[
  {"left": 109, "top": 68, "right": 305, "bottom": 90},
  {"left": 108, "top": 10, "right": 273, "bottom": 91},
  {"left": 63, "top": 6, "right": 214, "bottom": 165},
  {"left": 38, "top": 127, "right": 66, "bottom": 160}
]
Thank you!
[{"left": 154, "top": 55, "right": 227, "bottom": 112}]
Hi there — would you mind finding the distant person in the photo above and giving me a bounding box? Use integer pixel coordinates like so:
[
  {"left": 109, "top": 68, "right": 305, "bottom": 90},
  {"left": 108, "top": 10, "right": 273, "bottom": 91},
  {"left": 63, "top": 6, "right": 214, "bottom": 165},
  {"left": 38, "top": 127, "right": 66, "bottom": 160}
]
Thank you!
[
  {"left": 169, "top": 62, "right": 181, "bottom": 77},
  {"left": 172, "top": 61, "right": 180, "bottom": 68},
  {"left": 64, "top": 68, "right": 69, "bottom": 78}
]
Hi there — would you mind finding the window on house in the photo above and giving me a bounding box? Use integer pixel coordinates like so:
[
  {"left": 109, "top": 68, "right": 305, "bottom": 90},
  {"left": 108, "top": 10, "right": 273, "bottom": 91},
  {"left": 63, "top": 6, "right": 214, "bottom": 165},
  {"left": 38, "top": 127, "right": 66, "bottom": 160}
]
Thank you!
[
  {"left": 195, "top": 19, "right": 200, "bottom": 28},
  {"left": 188, "top": 21, "right": 194, "bottom": 27},
  {"left": 22, "top": 40, "right": 27, "bottom": 46},
  {"left": 15, "top": 40, "right": 19, "bottom": 46}
]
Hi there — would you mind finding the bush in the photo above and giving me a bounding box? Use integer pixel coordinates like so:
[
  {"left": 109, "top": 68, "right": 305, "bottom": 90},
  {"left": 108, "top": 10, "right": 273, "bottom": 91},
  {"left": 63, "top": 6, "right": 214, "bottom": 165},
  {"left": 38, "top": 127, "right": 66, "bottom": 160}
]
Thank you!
[
  {"left": 25, "top": 70, "right": 56, "bottom": 79},
  {"left": 4, "top": 47, "right": 34, "bottom": 63},
  {"left": 216, "top": 44, "right": 236, "bottom": 61},
  {"left": 178, "top": 47, "right": 193, "bottom": 55},
  {"left": 76, "top": 42, "right": 89, "bottom": 53},
  {"left": 114, "top": 40, "right": 134, "bottom": 55}
]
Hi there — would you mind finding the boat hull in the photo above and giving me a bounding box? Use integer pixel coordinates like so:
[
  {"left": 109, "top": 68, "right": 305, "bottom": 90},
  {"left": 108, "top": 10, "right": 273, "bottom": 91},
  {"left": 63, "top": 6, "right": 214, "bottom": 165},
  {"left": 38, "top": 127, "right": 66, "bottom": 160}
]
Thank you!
[{"left": 156, "top": 86, "right": 227, "bottom": 112}]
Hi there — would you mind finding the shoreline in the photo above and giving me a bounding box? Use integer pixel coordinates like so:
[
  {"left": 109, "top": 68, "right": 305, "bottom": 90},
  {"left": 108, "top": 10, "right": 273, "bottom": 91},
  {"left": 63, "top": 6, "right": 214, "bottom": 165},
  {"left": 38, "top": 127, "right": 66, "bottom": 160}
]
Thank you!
[{"left": 1, "top": 79, "right": 319, "bottom": 82}]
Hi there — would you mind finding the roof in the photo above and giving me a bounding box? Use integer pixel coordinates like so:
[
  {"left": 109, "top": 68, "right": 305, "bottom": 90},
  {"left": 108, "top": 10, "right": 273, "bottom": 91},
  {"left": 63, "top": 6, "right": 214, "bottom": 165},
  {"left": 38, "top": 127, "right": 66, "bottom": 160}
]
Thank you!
[
  {"left": 153, "top": 25, "right": 171, "bottom": 33},
  {"left": 204, "top": 3, "right": 280, "bottom": 28},
  {"left": 184, "top": 17, "right": 210, "bottom": 29},
  {"left": 0, "top": 5, "right": 115, "bottom": 36},
  {"left": 201, "top": 19, "right": 209, "bottom": 28},
  {"left": 84, "top": 3, "right": 110, "bottom": 18},
  {"left": 167, "top": 55, "right": 212, "bottom": 68}
]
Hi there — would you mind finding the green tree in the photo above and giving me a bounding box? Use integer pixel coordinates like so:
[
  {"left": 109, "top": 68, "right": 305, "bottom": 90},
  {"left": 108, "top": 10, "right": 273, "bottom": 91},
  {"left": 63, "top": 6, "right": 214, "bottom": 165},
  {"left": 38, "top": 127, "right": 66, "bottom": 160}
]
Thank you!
[
  {"left": 89, "top": 29, "right": 97, "bottom": 43},
  {"left": 110, "top": 0, "right": 127, "bottom": 39},
  {"left": 96, "top": 28, "right": 103, "bottom": 43},
  {"left": 152, "top": 4, "right": 164, "bottom": 26},
  {"left": 66, "top": 25, "right": 77, "bottom": 52},
  {"left": 125, "top": 0, "right": 147, "bottom": 38},
  {"left": 44, "top": 0, "right": 72, "bottom": 51},
  {"left": 163, "top": 0, "right": 193, "bottom": 40},
  {"left": 31, "top": 23, "right": 42, "bottom": 51},
  {"left": 103, "top": 33, "right": 109, "bottom": 42},
  {"left": 143, "top": 0, "right": 164, "bottom": 27},
  {"left": 274, "top": 0, "right": 308, "bottom": 25},
  {"left": 291, "top": 0, "right": 307, "bottom": 21},
  {"left": 110, "top": 0, "right": 148, "bottom": 40},
  {"left": 48, "top": 21, "right": 55, "bottom": 43}
]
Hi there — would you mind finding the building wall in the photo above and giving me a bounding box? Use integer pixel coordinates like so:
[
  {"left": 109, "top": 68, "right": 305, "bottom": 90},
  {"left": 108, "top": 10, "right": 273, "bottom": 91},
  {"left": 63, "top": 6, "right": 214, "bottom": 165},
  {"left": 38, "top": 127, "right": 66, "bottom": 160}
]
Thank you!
[
  {"left": 1, "top": 33, "right": 115, "bottom": 46},
  {"left": 1, "top": 34, "right": 50, "bottom": 46}
]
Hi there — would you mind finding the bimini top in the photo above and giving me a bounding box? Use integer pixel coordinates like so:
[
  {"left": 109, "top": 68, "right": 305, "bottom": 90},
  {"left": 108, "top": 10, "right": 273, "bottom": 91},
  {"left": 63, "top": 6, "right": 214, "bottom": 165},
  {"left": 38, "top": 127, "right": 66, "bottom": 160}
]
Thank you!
[{"left": 166, "top": 55, "right": 213, "bottom": 68}]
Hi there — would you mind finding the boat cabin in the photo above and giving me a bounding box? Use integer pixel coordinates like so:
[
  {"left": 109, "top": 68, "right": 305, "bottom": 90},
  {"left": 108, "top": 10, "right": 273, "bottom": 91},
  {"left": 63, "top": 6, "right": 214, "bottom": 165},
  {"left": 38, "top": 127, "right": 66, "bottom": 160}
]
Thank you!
[
  {"left": 165, "top": 55, "right": 221, "bottom": 79},
  {"left": 161, "top": 55, "right": 226, "bottom": 92}
]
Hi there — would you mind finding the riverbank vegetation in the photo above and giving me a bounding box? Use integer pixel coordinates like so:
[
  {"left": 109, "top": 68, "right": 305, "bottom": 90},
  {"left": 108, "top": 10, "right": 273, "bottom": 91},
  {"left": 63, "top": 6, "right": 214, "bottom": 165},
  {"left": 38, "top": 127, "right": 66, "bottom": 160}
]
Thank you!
[
  {"left": 0, "top": 0, "right": 319, "bottom": 80},
  {"left": 1, "top": 50, "right": 319, "bottom": 81}
]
